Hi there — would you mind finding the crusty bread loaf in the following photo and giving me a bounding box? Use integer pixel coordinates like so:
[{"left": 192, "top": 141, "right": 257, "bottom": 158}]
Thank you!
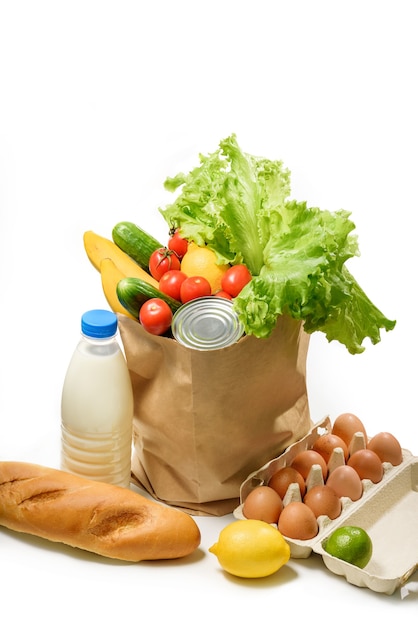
[{"left": 0, "top": 461, "right": 201, "bottom": 561}]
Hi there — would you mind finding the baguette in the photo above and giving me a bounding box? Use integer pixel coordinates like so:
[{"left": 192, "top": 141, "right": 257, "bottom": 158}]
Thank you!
[{"left": 0, "top": 461, "right": 201, "bottom": 561}]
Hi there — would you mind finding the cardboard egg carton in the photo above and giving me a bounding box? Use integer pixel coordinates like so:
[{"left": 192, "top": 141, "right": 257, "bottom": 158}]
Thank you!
[{"left": 234, "top": 416, "right": 418, "bottom": 595}]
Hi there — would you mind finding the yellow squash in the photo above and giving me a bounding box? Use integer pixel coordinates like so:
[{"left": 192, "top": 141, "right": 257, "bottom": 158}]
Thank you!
[
  {"left": 83, "top": 230, "right": 159, "bottom": 289},
  {"left": 100, "top": 258, "right": 137, "bottom": 320}
]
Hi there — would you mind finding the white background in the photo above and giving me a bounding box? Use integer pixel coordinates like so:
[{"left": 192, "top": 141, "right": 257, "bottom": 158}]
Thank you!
[{"left": 1, "top": 0, "right": 417, "bottom": 622}]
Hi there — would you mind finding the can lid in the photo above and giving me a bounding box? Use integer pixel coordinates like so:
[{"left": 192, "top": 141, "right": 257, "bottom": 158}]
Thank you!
[
  {"left": 81, "top": 309, "right": 118, "bottom": 338},
  {"left": 172, "top": 297, "right": 244, "bottom": 350}
]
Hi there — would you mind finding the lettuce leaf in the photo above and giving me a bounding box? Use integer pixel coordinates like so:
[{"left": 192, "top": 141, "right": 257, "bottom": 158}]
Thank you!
[
  {"left": 159, "top": 134, "right": 396, "bottom": 354},
  {"left": 161, "top": 135, "right": 291, "bottom": 275}
]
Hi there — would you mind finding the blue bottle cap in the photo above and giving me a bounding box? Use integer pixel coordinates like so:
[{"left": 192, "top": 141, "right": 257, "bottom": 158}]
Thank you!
[{"left": 81, "top": 309, "right": 118, "bottom": 338}]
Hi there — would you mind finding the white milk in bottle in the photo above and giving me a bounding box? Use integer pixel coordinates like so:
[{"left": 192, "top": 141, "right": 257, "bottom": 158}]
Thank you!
[{"left": 61, "top": 309, "right": 134, "bottom": 488}]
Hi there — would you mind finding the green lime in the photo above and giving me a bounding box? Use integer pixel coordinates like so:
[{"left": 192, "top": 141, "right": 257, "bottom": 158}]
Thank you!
[{"left": 323, "top": 526, "right": 373, "bottom": 569}]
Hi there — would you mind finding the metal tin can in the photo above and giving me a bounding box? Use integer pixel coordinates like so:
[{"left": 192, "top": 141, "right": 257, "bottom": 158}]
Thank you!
[{"left": 172, "top": 296, "right": 244, "bottom": 350}]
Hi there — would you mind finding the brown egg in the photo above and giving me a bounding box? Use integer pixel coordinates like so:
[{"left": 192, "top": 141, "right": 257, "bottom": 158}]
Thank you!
[
  {"left": 347, "top": 449, "right": 384, "bottom": 483},
  {"left": 278, "top": 501, "right": 319, "bottom": 540},
  {"left": 290, "top": 450, "right": 328, "bottom": 481},
  {"left": 332, "top": 412, "right": 367, "bottom": 447},
  {"left": 312, "top": 433, "right": 349, "bottom": 464},
  {"left": 367, "top": 432, "right": 403, "bottom": 466},
  {"left": 326, "top": 465, "right": 363, "bottom": 501},
  {"left": 268, "top": 466, "right": 306, "bottom": 499},
  {"left": 242, "top": 486, "right": 284, "bottom": 524},
  {"left": 303, "top": 485, "right": 342, "bottom": 520}
]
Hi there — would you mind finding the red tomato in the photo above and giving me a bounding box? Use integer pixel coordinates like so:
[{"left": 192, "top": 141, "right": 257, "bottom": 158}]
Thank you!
[
  {"left": 221, "top": 264, "right": 252, "bottom": 297},
  {"left": 149, "top": 247, "right": 181, "bottom": 281},
  {"left": 214, "top": 290, "right": 233, "bottom": 300},
  {"left": 139, "top": 298, "right": 173, "bottom": 335},
  {"left": 159, "top": 270, "right": 187, "bottom": 301},
  {"left": 180, "top": 276, "right": 211, "bottom": 303},
  {"left": 168, "top": 229, "right": 188, "bottom": 259}
]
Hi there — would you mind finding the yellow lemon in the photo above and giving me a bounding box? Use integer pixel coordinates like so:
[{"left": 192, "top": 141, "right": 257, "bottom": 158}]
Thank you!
[
  {"left": 180, "top": 243, "right": 229, "bottom": 293},
  {"left": 323, "top": 526, "right": 373, "bottom": 569},
  {"left": 209, "top": 519, "right": 291, "bottom": 578}
]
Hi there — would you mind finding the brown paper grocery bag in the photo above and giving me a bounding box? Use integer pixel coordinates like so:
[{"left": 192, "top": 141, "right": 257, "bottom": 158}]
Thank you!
[{"left": 118, "top": 313, "right": 311, "bottom": 515}]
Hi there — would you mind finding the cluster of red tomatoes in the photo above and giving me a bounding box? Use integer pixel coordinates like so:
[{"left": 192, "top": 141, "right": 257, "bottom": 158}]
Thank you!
[
  {"left": 148, "top": 232, "right": 206, "bottom": 302},
  {"left": 139, "top": 229, "right": 252, "bottom": 336}
]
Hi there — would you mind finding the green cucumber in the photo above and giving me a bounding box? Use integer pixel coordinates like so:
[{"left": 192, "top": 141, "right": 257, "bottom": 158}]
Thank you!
[
  {"left": 112, "top": 221, "right": 164, "bottom": 271},
  {"left": 117, "top": 277, "right": 182, "bottom": 319}
]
